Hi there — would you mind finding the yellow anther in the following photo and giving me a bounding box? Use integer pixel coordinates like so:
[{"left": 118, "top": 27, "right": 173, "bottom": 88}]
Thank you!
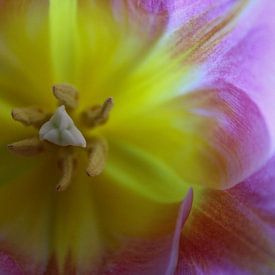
[
  {"left": 11, "top": 107, "right": 49, "bottom": 128},
  {"left": 81, "top": 97, "right": 114, "bottom": 128},
  {"left": 53, "top": 83, "right": 79, "bottom": 109},
  {"left": 86, "top": 137, "right": 108, "bottom": 177},
  {"left": 7, "top": 137, "right": 44, "bottom": 156},
  {"left": 56, "top": 150, "right": 76, "bottom": 192},
  {"left": 101, "top": 97, "right": 114, "bottom": 120}
]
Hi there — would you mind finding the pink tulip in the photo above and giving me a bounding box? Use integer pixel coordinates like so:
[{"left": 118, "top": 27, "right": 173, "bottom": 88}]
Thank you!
[{"left": 0, "top": 1, "right": 274, "bottom": 274}]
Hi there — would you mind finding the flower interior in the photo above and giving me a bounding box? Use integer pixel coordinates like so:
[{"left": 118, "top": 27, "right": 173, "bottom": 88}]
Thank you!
[{"left": 0, "top": 1, "right": 194, "bottom": 272}]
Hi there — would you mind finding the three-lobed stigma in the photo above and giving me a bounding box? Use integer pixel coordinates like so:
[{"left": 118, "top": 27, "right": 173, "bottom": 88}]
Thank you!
[{"left": 39, "top": 105, "right": 87, "bottom": 148}]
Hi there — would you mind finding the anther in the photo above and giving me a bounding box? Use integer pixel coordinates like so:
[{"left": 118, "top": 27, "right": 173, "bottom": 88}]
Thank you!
[
  {"left": 7, "top": 137, "right": 44, "bottom": 156},
  {"left": 86, "top": 137, "right": 108, "bottom": 177},
  {"left": 81, "top": 97, "right": 114, "bottom": 128},
  {"left": 53, "top": 83, "right": 79, "bottom": 110},
  {"left": 11, "top": 107, "right": 49, "bottom": 128},
  {"left": 101, "top": 97, "right": 114, "bottom": 120},
  {"left": 56, "top": 151, "right": 76, "bottom": 192}
]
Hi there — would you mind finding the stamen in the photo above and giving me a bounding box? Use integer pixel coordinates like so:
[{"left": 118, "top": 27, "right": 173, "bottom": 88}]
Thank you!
[
  {"left": 81, "top": 97, "right": 114, "bottom": 128},
  {"left": 56, "top": 151, "right": 76, "bottom": 192},
  {"left": 8, "top": 84, "right": 113, "bottom": 190},
  {"left": 11, "top": 107, "right": 49, "bottom": 128},
  {"left": 86, "top": 137, "right": 108, "bottom": 177},
  {"left": 53, "top": 83, "right": 79, "bottom": 109},
  {"left": 7, "top": 137, "right": 44, "bottom": 156}
]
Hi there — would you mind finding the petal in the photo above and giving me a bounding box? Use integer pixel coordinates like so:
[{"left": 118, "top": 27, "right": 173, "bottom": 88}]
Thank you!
[
  {"left": 189, "top": 0, "right": 275, "bottom": 187},
  {"left": 96, "top": 189, "right": 193, "bottom": 275},
  {"left": 165, "top": 189, "right": 193, "bottom": 275},
  {"left": 228, "top": 154, "right": 275, "bottom": 231},
  {"left": 112, "top": 0, "right": 249, "bottom": 58},
  {"left": 177, "top": 155, "right": 275, "bottom": 274},
  {"left": 173, "top": 83, "right": 270, "bottom": 189},
  {"left": 104, "top": 79, "right": 270, "bottom": 190},
  {"left": 167, "top": 1, "right": 249, "bottom": 62},
  {"left": 0, "top": 251, "right": 24, "bottom": 275},
  {"left": 204, "top": 0, "right": 275, "bottom": 155}
]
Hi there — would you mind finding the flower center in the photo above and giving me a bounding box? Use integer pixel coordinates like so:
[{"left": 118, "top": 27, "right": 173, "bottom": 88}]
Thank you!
[{"left": 7, "top": 84, "right": 114, "bottom": 191}]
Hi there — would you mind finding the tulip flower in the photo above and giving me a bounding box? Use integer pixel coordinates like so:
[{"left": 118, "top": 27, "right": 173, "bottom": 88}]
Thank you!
[{"left": 0, "top": 0, "right": 275, "bottom": 274}]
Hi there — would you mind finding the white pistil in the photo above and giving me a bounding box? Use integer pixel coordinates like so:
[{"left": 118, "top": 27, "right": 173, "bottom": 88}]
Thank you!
[{"left": 39, "top": 105, "right": 86, "bottom": 148}]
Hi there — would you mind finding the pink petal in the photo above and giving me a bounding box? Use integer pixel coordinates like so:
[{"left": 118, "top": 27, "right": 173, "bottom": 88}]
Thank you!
[
  {"left": 204, "top": 0, "right": 275, "bottom": 156},
  {"left": 181, "top": 0, "right": 275, "bottom": 187},
  {"left": 0, "top": 252, "right": 24, "bottom": 275},
  {"left": 97, "top": 189, "right": 193, "bottom": 275},
  {"left": 112, "top": 0, "right": 249, "bottom": 51},
  {"left": 230, "top": 155, "right": 275, "bottom": 229},
  {"left": 166, "top": 0, "right": 275, "bottom": 189},
  {"left": 174, "top": 81, "right": 270, "bottom": 189},
  {"left": 177, "top": 155, "right": 275, "bottom": 274}
]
